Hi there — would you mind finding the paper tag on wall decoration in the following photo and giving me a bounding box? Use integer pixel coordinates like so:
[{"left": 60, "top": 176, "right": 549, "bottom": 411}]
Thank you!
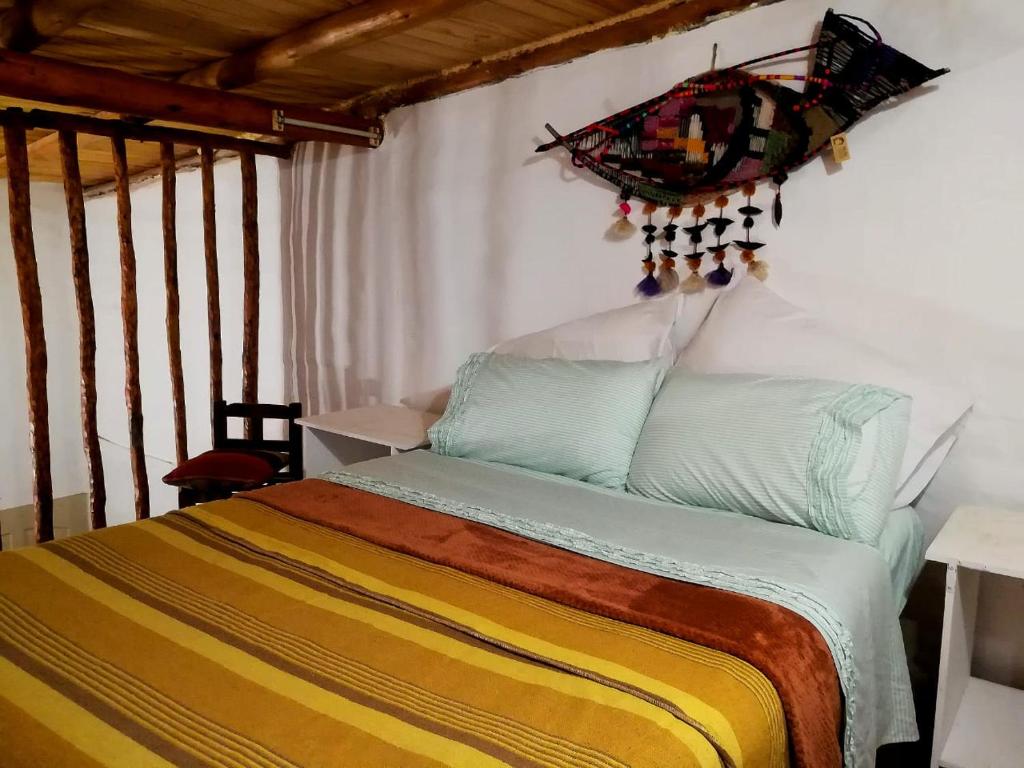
[{"left": 830, "top": 133, "right": 851, "bottom": 163}]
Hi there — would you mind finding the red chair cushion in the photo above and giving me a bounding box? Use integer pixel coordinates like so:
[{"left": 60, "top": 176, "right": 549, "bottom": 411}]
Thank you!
[{"left": 162, "top": 450, "right": 287, "bottom": 492}]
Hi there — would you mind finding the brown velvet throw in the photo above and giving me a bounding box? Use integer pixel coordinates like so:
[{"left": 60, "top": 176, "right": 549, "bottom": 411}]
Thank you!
[{"left": 245, "top": 479, "right": 843, "bottom": 768}]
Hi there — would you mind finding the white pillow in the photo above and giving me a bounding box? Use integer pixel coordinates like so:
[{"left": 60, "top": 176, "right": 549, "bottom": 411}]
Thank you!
[
  {"left": 893, "top": 433, "right": 957, "bottom": 508},
  {"left": 403, "top": 292, "right": 718, "bottom": 414},
  {"left": 678, "top": 279, "right": 972, "bottom": 492}
]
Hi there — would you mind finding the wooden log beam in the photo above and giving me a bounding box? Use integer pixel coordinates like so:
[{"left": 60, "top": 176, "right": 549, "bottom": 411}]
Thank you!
[
  {"left": 57, "top": 129, "right": 106, "bottom": 530},
  {"left": 200, "top": 148, "right": 223, "bottom": 427},
  {"left": 3, "top": 113, "right": 53, "bottom": 543},
  {"left": 240, "top": 151, "right": 259, "bottom": 432},
  {"left": 339, "top": 0, "right": 783, "bottom": 115},
  {"left": 111, "top": 135, "right": 149, "bottom": 520},
  {"left": 160, "top": 143, "right": 187, "bottom": 466},
  {"left": 0, "top": 0, "right": 106, "bottom": 52},
  {"left": 179, "top": 0, "right": 474, "bottom": 91},
  {"left": 0, "top": 49, "right": 383, "bottom": 146},
  {"left": 0, "top": 107, "right": 293, "bottom": 158}
]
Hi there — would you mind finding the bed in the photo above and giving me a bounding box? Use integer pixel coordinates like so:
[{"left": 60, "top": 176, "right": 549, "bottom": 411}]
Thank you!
[{"left": 0, "top": 449, "right": 921, "bottom": 768}]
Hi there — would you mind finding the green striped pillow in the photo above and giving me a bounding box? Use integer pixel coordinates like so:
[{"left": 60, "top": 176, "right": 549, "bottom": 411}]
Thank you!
[
  {"left": 627, "top": 371, "right": 911, "bottom": 544},
  {"left": 429, "top": 353, "right": 666, "bottom": 488}
]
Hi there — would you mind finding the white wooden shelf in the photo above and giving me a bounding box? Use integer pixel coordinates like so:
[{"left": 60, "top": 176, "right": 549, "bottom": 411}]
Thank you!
[
  {"left": 927, "top": 506, "right": 1024, "bottom": 579},
  {"left": 927, "top": 505, "right": 1024, "bottom": 768},
  {"left": 939, "top": 677, "right": 1024, "bottom": 768},
  {"left": 297, "top": 405, "right": 439, "bottom": 475},
  {"left": 297, "top": 405, "right": 439, "bottom": 451}
]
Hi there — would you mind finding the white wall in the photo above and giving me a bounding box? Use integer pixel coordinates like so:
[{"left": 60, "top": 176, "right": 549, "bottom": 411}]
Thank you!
[
  {"left": 0, "top": 182, "right": 88, "bottom": 510},
  {"left": 285, "top": 0, "right": 1024, "bottom": 543},
  {"left": 83, "top": 154, "right": 285, "bottom": 525}
]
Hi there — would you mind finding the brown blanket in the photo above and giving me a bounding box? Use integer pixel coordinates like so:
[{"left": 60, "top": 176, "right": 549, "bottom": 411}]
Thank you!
[{"left": 246, "top": 479, "right": 843, "bottom": 768}]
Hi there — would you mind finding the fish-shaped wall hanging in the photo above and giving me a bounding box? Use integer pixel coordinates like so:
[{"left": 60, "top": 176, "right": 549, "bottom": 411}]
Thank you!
[{"left": 536, "top": 9, "right": 948, "bottom": 295}]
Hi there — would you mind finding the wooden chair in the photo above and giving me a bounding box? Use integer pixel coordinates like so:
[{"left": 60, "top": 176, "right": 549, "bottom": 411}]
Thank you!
[{"left": 163, "top": 400, "right": 303, "bottom": 507}]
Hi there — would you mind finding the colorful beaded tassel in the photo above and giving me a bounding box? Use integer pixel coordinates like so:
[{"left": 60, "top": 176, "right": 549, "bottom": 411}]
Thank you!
[
  {"left": 680, "top": 203, "right": 706, "bottom": 294},
  {"left": 705, "top": 195, "right": 734, "bottom": 287},
  {"left": 657, "top": 204, "right": 682, "bottom": 293},
  {"left": 735, "top": 181, "right": 768, "bottom": 281},
  {"left": 608, "top": 190, "right": 637, "bottom": 240},
  {"left": 635, "top": 203, "right": 661, "bottom": 297}
]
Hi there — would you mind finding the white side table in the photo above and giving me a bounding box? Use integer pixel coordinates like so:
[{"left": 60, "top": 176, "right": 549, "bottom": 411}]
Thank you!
[
  {"left": 296, "top": 405, "right": 440, "bottom": 476},
  {"left": 927, "top": 506, "right": 1024, "bottom": 768}
]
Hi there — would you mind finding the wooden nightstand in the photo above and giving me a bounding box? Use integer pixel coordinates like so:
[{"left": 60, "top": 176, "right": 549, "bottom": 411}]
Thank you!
[
  {"left": 296, "top": 405, "right": 440, "bottom": 476},
  {"left": 927, "top": 506, "right": 1024, "bottom": 768}
]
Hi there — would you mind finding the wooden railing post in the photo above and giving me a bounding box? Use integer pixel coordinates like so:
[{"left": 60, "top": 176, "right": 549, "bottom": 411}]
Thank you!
[
  {"left": 4, "top": 111, "right": 53, "bottom": 543},
  {"left": 240, "top": 150, "right": 259, "bottom": 437},
  {"left": 57, "top": 128, "right": 105, "bottom": 530},
  {"left": 200, "top": 147, "right": 222, "bottom": 437},
  {"left": 111, "top": 135, "right": 149, "bottom": 520},
  {"left": 160, "top": 142, "right": 187, "bottom": 465}
]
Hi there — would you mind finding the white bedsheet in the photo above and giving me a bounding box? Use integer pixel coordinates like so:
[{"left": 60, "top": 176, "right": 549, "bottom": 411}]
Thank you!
[{"left": 876, "top": 506, "right": 925, "bottom": 613}]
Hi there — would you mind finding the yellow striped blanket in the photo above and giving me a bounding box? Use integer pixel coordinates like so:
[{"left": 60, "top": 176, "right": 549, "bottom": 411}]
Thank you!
[{"left": 0, "top": 497, "right": 789, "bottom": 767}]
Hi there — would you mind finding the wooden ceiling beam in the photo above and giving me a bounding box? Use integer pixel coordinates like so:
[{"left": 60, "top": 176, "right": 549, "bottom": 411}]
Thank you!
[
  {"left": 0, "top": 0, "right": 106, "bottom": 52},
  {"left": 178, "top": 0, "right": 476, "bottom": 91},
  {"left": 0, "top": 49, "right": 383, "bottom": 145},
  {"left": 338, "top": 0, "right": 783, "bottom": 115}
]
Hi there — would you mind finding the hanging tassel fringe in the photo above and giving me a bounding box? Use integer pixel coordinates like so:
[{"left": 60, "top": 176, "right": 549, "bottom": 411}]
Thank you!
[
  {"left": 772, "top": 172, "right": 787, "bottom": 227},
  {"left": 706, "top": 263, "right": 734, "bottom": 287},
  {"left": 609, "top": 215, "right": 637, "bottom": 239},
  {"left": 635, "top": 208, "right": 661, "bottom": 298},
  {"left": 680, "top": 271, "right": 706, "bottom": 293},
  {"left": 678, "top": 203, "right": 707, "bottom": 294},
  {"left": 748, "top": 259, "right": 770, "bottom": 281},
  {"left": 636, "top": 268, "right": 661, "bottom": 297},
  {"left": 607, "top": 195, "right": 637, "bottom": 240},
  {"left": 657, "top": 257, "right": 679, "bottom": 292}
]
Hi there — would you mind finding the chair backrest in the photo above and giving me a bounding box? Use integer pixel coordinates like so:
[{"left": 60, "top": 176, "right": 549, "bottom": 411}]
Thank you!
[{"left": 212, "top": 401, "right": 303, "bottom": 483}]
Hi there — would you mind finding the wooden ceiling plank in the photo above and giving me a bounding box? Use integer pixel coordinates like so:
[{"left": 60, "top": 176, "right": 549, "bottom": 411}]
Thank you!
[
  {"left": 0, "top": 49, "right": 384, "bottom": 144},
  {"left": 178, "top": 0, "right": 478, "bottom": 91},
  {"left": 0, "top": 0, "right": 106, "bottom": 52},
  {"left": 340, "top": 0, "right": 783, "bottom": 115}
]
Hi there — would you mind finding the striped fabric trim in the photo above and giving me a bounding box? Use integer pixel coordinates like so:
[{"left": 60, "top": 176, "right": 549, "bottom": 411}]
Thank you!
[
  {"left": 429, "top": 351, "right": 488, "bottom": 456},
  {"left": 807, "top": 384, "right": 905, "bottom": 542}
]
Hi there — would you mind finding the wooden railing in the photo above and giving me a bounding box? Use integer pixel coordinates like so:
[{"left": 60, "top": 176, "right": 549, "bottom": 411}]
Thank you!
[{"left": 2, "top": 109, "right": 273, "bottom": 542}]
